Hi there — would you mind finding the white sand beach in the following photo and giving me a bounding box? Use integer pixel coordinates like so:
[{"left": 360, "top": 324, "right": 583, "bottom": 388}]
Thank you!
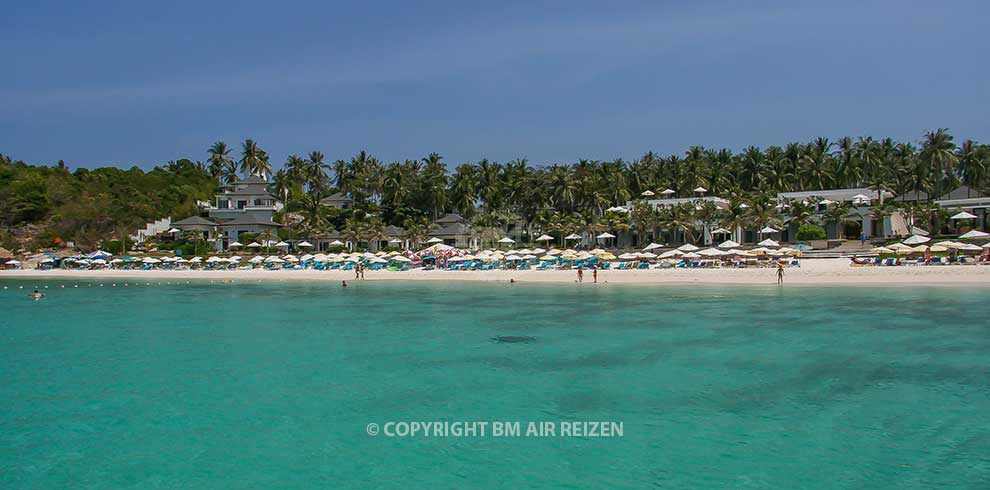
[{"left": 4, "top": 258, "right": 989, "bottom": 286}]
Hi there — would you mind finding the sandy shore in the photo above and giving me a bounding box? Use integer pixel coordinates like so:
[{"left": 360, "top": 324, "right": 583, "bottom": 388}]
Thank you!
[{"left": 3, "top": 258, "right": 989, "bottom": 287}]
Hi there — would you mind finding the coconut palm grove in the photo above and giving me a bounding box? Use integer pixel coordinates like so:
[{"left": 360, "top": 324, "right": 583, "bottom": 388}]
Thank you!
[{"left": 1, "top": 128, "right": 987, "bottom": 252}]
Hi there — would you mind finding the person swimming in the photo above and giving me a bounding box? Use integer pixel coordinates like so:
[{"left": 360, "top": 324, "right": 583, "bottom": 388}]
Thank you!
[
  {"left": 30, "top": 289, "right": 46, "bottom": 300},
  {"left": 342, "top": 280, "right": 348, "bottom": 288}
]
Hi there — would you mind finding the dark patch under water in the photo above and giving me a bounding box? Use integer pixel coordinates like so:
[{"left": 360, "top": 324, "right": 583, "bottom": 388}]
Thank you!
[{"left": 492, "top": 335, "right": 537, "bottom": 343}]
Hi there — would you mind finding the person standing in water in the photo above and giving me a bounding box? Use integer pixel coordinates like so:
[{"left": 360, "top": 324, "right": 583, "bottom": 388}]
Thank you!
[
  {"left": 577, "top": 268, "right": 584, "bottom": 283},
  {"left": 776, "top": 263, "right": 784, "bottom": 284},
  {"left": 592, "top": 266, "right": 598, "bottom": 283},
  {"left": 30, "top": 289, "right": 46, "bottom": 300}
]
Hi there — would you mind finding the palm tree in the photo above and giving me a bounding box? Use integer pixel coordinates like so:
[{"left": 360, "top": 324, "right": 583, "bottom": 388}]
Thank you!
[
  {"left": 240, "top": 139, "right": 271, "bottom": 179},
  {"left": 920, "top": 128, "right": 958, "bottom": 198},
  {"left": 207, "top": 141, "right": 233, "bottom": 185},
  {"left": 822, "top": 202, "right": 857, "bottom": 239}
]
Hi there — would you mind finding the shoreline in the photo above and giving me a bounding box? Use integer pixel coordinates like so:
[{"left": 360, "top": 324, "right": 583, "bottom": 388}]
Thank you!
[{"left": 3, "top": 258, "right": 989, "bottom": 287}]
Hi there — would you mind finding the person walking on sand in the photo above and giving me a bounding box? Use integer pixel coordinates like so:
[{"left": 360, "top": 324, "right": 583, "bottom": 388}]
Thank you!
[
  {"left": 592, "top": 266, "right": 598, "bottom": 283},
  {"left": 776, "top": 263, "right": 784, "bottom": 284},
  {"left": 360, "top": 264, "right": 366, "bottom": 280},
  {"left": 577, "top": 268, "right": 584, "bottom": 283},
  {"left": 354, "top": 263, "right": 361, "bottom": 280}
]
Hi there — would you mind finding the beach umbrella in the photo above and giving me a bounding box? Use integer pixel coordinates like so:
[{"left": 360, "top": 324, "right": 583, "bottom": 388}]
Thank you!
[
  {"left": 497, "top": 237, "right": 515, "bottom": 244},
  {"left": 247, "top": 242, "right": 262, "bottom": 248},
  {"left": 693, "top": 187, "right": 707, "bottom": 193},
  {"left": 698, "top": 248, "right": 725, "bottom": 256},
  {"left": 951, "top": 211, "right": 978, "bottom": 220},
  {"left": 640, "top": 190, "right": 655, "bottom": 197},
  {"left": 300, "top": 254, "right": 314, "bottom": 261},
  {"left": 934, "top": 241, "right": 963, "bottom": 248},
  {"left": 176, "top": 258, "right": 189, "bottom": 263},
  {"left": 759, "top": 226, "right": 779, "bottom": 234},
  {"left": 190, "top": 256, "right": 204, "bottom": 262},
  {"left": 718, "top": 239, "right": 740, "bottom": 248},
  {"left": 505, "top": 254, "right": 522, "bottom": 261},
  {"left": 903, "top": 235, "right": 931, "bottom": 245},
  {"left": 618, "top": 252, "right": 639, "bottom": 260},
  {"left": 643, "top": 242, "right": 664, "bottom": 251},
  {"left": 229, "top": 241, "right": 243, "bottom": 248},
  {"left": 546, "top": 249, "right": 562, "bottom": 255},
  {"left": 871, "top": 246, "right": 894, "bottom": 254},
  {"left": 516, "top": 248, "right": 533, "bottom": 254},
  {"left": 660, "top": 189, "right": 675, "bottom": 196},
  {"left": 297, "top": 241, "right": 314, "bottom": 248},
  {"left": 329, "top": 240, "right": 345, "bottom": 246},
  {"left": 598, "top": 252, "right": 618, "bottom": 260},
  {"left": 388, "top": 238, "right": 403, "bottom": 244},
  {"left": 426, "top": 237, "right": 443, "bottom": 244},
  {"left": 887, "top": 243, "right": 912, "bottom": 251},
  {"left": 167, "top": 228, "right": 181, "bottom": 233},
  {"left": 142, "top": 257, "right": 161, "bottom": 264},
  {"left": 749, "top": 247, "right": 772, "bottom": 254},
  {"left": 283, "top": 254, "right": 299, "bottom": 261},
  {"left": 959, "top": 229, "right": 989, "bottom": 239},
  {"left": 682, "top": 252, "right": 701, "bottom": 259},
  {"left": 535, "top": 234, "right": 554, "bottom": 242},
  {"left": 532, "top": 248, "right": 546, "bottom": 254},
  {"left": 390, "top": 255, "right": 411, "bottom": 262},
  {"left": 757, "top": 238, "right": 780, "bottom": 247},
  {"left": 596, "top": 232, "right": 616, "bottom": 240},
  {"left": 638, "top": 252, "right": 657, "bottom": 259},
  {"left": 109, "top": 258, "right": 124, "bottom": 264},
  {"left": 274, "top": 241, "right": 289, "bottom": 247},
  {"left": 659, "top": 250, "right": 684, "bottom": 258},
  {"left": 677, "top": 244, "right": 700, "bottom": 252},
  {"left": 958, "top": 243, "right": 983, "bottom": 251},
  {"left": 539, "top": 254, "right": 556, "bottom": 260},
  {"left": 264, "top": 256, "right": 284, "bottom": 263},
  {"left": 564, "top": 234, "right": 581, "bottom": 241}
]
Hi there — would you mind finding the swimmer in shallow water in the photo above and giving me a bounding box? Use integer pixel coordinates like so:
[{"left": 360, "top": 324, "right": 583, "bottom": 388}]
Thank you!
[
  {"left": 342, "top": 280, "right": 348, "bottom": 288},
  {"left": 30, "top": 289, "right": 46, "bottom": 300}
]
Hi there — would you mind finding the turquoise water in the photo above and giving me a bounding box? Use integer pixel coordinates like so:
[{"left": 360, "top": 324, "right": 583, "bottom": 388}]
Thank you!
[{"left": 1, "top": 279, "right": 989, "bottom": 489}]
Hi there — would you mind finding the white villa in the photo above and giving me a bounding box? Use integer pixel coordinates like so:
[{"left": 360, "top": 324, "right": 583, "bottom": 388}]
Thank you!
[{"left": 173, "top": 175, "right": 284, "bottom": 248}]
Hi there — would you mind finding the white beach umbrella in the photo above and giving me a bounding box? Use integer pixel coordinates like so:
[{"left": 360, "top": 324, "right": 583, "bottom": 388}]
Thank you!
[
  {"left": 661, "top": 189, "right": 675, "bottom": 195},
  {"left": 643, "top": 242, "right": 664, "bottom": 251},
  {"left": 887, "top": 243, "right": 913, "bottom": 251},
  {"left": 871, "top": 246, "right": 894, "bottom": 254},
  {"left": 564, "top": 234, "right": 581, "bottom": 240},
  {"left": 640, "top": 190, "right": 655, "bottom": 197},
  {"left": 757, "top": 238, "right": 780, "bottom": 247},
  {"left": 176, "top": 258, "right": 189, "bottom": 263},
  {"left": 190, "top": 256, "right": 204, "bottom": 262},
  {"left": 283, "top": 254, "right": 298, "bottom": 261},
  {"left": 535, "top": 234, "right": 554, "bottom": 242},
  {"left": 959, "top": 229, "right": 989, "bottom": 239},
  {"left": 247, "top": 242, "right": 262, "bottom": 248},
  {"left": 505, "top": 254, "right": 522, "bottom": 261},
  {"left": 596, "top": 232, "right": 616, "bottom": 240},
  {"left": 388, "top": 238, "right": 403, "bottom": 244},
  {"left": 142, "top": 257, "right": 161, "bottom": 264},
  {"left": 677, "top": 244, "right": 700, "bottom": 252},
  {"left": 711, "top": 227, "right": 731, "bottom": 234},
  {"left": 759, "top": 226, "right": 779, "bottom": 234},
  {"left": 497, "top": 237, "right": 515, "bottom": 244},
  {"left": 639, "top": 252, "right": 657, "bottom": 259},
  {"left": 618, "top": 252, "right": 639, "bottom": 260},
  {"left": 300, "top": 254, "right": 315, "bottom": 261},
  {"left": 718, "top": 239, "right": 740, "bottom": 248},
  {"left": 297, "top": 241, "right": 314, "bottom": 248},
  {"left": 546, "top": 248, "right": 562, "bottom": 255},
  {"left": 693, "top": 187, "right": 707, "bottom": 193},
  {"left": 698, "top": 248, "right": 725, "bottom": 256},
  {"left": 167, "top": 228, "right": 181, "bottom": 233},
  {"left": 329, "top": 240, "right": 345, "bottom": 246},
  {"left": 426, "top": 237, "right": 443, "bottom": 244},
  {"left": 951, "top": 211, "right": 978, "bottom": 220},
  {"left": 249, "top": 256, "right": 265, "bottom": 263},
  {"left": 659, "top": 250, "right": 684, "bottom": 258},
  {"left": 229, "top": 241, "right": 243, "bottom": 248},
  {"left": 903, "top": 235, "right": 931, "bottom": 245},
  {"left": 264, "top": 256, "right": 284, "bottom": 263},
  {"left": 682, "top": 252, "right": 701, "bottom": 259},
  {"left": 109, "top": 258, "right": 124, "bottom": 264},
  {"left": 532, "top": 248, "right": 546, "bottom": 254},
  {"left": 275, "top": 241, "right": 289, "bottom": 248},
  {"left": 516, "top": 248, "right": 533, "bottom": 255},
  {"left": 390, "top": 255, "right": 412, "bottom": 262}
]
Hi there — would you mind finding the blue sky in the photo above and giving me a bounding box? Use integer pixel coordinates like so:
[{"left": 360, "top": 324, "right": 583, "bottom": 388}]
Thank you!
[{"left": 1, "top": 1, "right": 987, "bottom": 170}]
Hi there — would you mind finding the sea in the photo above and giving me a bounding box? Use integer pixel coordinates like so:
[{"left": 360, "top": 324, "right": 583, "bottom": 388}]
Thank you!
[{"left": 2, "top": 278, "right": 988, "bottom": 489}]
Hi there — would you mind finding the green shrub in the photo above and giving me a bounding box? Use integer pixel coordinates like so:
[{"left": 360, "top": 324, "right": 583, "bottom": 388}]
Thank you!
[{"left": 795, "top": 223, "right": 826, "bottom": 241}]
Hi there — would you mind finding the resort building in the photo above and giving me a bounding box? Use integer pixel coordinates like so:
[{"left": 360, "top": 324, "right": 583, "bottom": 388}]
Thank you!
[
  {"left": 320, "top": 192, "right": 353, "bottom": 209},
  {"left": 776, "top": 188, "right": 897, "bottom": 240},
  {"left": 430, "top": 213, "right": 480, "bottom": 248},
  {"left": 934, "top": 186, "right": 989, "bottom": 231},
  {"left": 173, "top": 175, "right": 284, "bottom": 248}
]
